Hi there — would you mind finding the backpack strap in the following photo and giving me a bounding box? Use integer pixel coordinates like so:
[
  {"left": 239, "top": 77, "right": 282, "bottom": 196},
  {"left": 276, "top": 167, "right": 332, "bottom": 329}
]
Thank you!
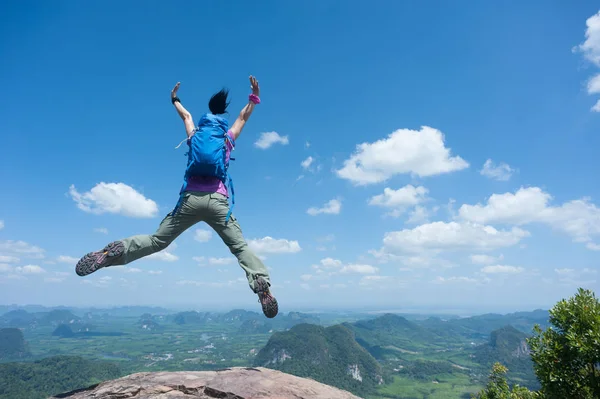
[{"left": 225, "top": 172, "right": 235, "bottom": 224}]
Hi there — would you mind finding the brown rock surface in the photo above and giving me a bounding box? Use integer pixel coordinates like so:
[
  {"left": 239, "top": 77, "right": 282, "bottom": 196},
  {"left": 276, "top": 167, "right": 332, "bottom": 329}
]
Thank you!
[{"left": 50, "top": 367, "right": 364, "bottom": 399}]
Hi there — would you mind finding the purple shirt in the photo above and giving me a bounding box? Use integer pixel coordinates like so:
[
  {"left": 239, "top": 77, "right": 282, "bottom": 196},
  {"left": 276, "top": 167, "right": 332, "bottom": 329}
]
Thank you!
[{"left": 184, "top": 130, "right": 235, "bottom": 197}]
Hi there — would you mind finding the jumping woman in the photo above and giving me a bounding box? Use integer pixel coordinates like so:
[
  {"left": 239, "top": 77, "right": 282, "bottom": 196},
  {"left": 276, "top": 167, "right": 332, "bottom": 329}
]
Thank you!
[{"left": 74, "top": 76, "right": 278, "bottom": 318}]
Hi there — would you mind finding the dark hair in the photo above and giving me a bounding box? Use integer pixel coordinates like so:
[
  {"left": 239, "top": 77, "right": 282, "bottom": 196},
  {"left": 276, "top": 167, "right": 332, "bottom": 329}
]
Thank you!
[{"left": 208, "top": 88, "right": 230, "bottom": 115}]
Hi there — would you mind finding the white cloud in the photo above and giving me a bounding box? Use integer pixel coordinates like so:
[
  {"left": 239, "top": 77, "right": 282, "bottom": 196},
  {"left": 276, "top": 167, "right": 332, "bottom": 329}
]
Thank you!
[
  {"left": 15, "top": 265, "right": 46, "bottom": 274},
  {"left": 588, "top": 74, "right": 600, "bottom": 94},
  {"left": 69, "top": 182, "right": 158, "bottom": 218},
  {"left": 311, "top": 257, "right": 378, "bottom": 277},
  {"left": 470, "top": 254, "right": 504, "bottom": 265},
  {"left": 0, "top": 220, "right": 3, "bottom": 230},
  {"left": 335, "top": 126, "right": 469, "bottom": 185},
  {"left": 254, "top": 131, "right": 289, "bottom": 149},
  {"left": 146, "top": 251, "right": 179, "bottom": 262},
  {"left": 194, "top": 229, "right": 213, "bottom": 243},
  {"left": 247, "top": 236, "right": 301, "bottom": 254},
  {"left": 381, "top": 221, "right": 529, "bottom": 254},
  {"left": 480, "top": 159, "right": 516, "bottom": 181},
  {"left": 300, "top": 283, "right": 311, "bottom": 290},
  {"left": 57, "top": 255, "right": 78, "bottom": 264},
  {"left": 359, "top": 275, "right": 393, "bottom": 286},
  {"left": 369, "top": 185, "right": 428, "bottom": 209},
  {"left": 0, "top": 255, "right": 19, "bottom": 263},
  {"left": 587, "top": 242, "right": 600, "bottom": 251},
  {"left": 458, "top": 186, "right": 600, "bottom": 246},
  {"left": 575, "top": 11, "right": 600, "bottom": 112},
  {"left": 433, "top": 276, "right": 478, "bottom": 284},
  {"left": 307, "top": 199, "right": 342, "bottom": 216},
  {"left": 319, "top": 257, "right": 343, "bottom": 268},
  {"left": 207, "top": 257, "right": 235, "bottom": 265},
  {"left": 576, "top": 11, "right": 600, "bottom": 67},
  {"left": 406, "top": 205, "right": 438, "bottom": 224},
  {"left": 94, "top": 227, "right": 109, "bottom": 234},
  {"left": 0, "top": 240, "right": 45, "bottom": 259},
  {"left": 148, "top": 270, "right": 163, "bottom": 275},
  {"left": 339, "top": 264, "right": 379, "bottom": 274},
  {"left": 176, "top": 277, "right": 245, "bottom": 288},
  {"left": 301, "top": 156, "right": 314, "bottom": 170},
  {"left": 480, "top": 265, "right": 524, "bottom": 274}
]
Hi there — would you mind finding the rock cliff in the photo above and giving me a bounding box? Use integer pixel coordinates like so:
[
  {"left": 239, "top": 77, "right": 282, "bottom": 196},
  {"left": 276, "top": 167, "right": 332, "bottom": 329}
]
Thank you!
[{"left": 50, "top": 366, "right": 363, "bottom": 399}]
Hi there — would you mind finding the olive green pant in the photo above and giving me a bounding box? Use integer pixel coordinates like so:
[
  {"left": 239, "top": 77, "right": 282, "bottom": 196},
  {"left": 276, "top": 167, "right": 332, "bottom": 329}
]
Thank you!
[{"left": 111, "top": 191, "right": 270, "bottom": 293}]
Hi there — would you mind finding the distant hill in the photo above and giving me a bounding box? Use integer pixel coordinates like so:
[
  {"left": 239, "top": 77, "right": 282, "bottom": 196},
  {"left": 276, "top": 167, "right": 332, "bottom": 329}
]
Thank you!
[
  {"left": 0, "top": 310, "right": 37, "bottom": 328},
  {"left": 254, "top": 323, "right": 384, "bottom": 396},
  {"left": 0, "top": 309, "right": 85, "bottom": 330},
  {"left": 239, "top": 319, "right": 273, "bottom": 334},
  {"left": 474, "top": 325, "right": 538, "bottom": 389},
  {"left": 418, "top": 309, "right": 550, "bottom": 340},
  {"left": 137, "top": 314, "right": 162, "bottom": 332},
  {"left": 0, "top": 355, "right": 122, "bottom": 399},
  {"left": 346, "top": 313, "right": 458, "bottom": 358},
  {"left": 0, "top": 328, "right": 30, "bottom": 360}
]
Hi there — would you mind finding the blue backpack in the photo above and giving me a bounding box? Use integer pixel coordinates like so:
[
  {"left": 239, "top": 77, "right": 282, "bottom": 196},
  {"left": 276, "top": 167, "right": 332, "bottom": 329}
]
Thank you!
[{"left": 176, "top": 113, "right": 236, "bottom": 222}]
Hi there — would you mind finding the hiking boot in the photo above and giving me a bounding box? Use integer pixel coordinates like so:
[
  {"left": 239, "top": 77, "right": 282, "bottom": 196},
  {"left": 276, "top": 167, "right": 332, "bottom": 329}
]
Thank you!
[
  {"left": 75, "top": 241, "right": 125, "bottom": 277},
  {"left": 255, "top": 276, "right": 278, "bottom": 318}
]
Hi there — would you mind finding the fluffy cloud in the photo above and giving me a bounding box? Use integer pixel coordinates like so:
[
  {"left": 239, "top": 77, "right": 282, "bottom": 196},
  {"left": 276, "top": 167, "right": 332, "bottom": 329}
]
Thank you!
[
  {"left": 309, "top": 257, "right": 379, "bottom": 278},
  {"left": 0, "top": 240, "right": 45, "bottom": 259},
  {"left": 479, "top": 159, "right": 516, "bottom": 181},
  {"left": 301, "top": 156, "right": 314, "bottom": 170},
  {"left": 69, "top": 182, "right": 158, "bottom": 218},
  {"left": 458, "top": 187, "right": 600, "bottom": 246},
  {"left": 575, "top": 11, "right": 600, "bottom": 111},
  {"left": 335, "top": 126, "right": 469, "bottom": 185},
  {"left": 470, "top": 254, "right": 504, "bottom": 265},
  {"left": 145, "top": 242, "right": 179, "bottom": 262},
  {"left": 369, "top": 185, "right": 428, "bottom": 208},
  {"left": 480, "top": 265, "right": 524, "bottom": 274},
  {"left": 194, "top": 229, "right": 213, "bottom": 243},
  {"left": 381, "top": 221, "right": 529, "bottom": 254},
  {"left": 254, "top": 131, "right": 289, "bottom": 149},
  {"left": 369, "top": 185, "right": 429, "bottom": 218},
  {"left": 307, "top": 199, "right": 342, "bottom": 216},
  {"left": 194, "top": 256, "right": 235, "bottom": 266},
  {"left": 146, "top": 251, "right": 178, "bottom": 262},
  {"left": 433, "top": 276, "right": 478, "bottom": 284},
  {"left": 94, "top": 227, "right": 108, "bottom": 234},
  {"left": 176, "top": 277, "right": 246, "bottom": 288},
  {"left": 57, "top": 255, "right": 78, "bottom": 264},
  {"left": 0, "top": 255, "right": 19, "bottom": 263},
  {"left": 15, "top": 265, "right": 46, "bottom": 274},
  {"left": 247, "top": 237, "right": 301, "bottom": 254},
  {"left": 588, "top": 74, "right": 600, "bottom": 94},
  {"left": 576, "top": 11, "right": 600, "bottom": 67},
  {"left": 587, "top": 242, "right": 600, "bottom": 251}
]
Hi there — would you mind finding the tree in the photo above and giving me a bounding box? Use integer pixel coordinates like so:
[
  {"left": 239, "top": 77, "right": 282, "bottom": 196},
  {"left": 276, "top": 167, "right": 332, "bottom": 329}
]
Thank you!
[
  {"left": 527, "top": 287, "right": 600, "bottom": 399},
  {"left": 473, "top": 362, "right": 539, "bottom": 399}
]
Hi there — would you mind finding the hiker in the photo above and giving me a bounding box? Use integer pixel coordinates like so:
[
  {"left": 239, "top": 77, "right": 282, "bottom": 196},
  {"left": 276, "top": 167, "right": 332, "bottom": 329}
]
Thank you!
[{"left": 75, "top": 76, "right": 278, "bottom": 318}]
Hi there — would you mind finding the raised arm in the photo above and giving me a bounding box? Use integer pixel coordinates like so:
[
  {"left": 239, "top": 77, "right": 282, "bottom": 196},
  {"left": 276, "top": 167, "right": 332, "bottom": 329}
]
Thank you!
[
  {"left": 229, "top": 76, "right": 261, "bottom": 140},
  {"left": 171, "top": 82, "right": 196, "bottom": 138}
]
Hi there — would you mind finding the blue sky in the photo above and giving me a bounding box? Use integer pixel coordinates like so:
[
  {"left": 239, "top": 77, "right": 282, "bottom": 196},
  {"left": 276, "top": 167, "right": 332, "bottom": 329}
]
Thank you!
[{"left": 1, "top": 1, "right": 599, "bottom": 314}]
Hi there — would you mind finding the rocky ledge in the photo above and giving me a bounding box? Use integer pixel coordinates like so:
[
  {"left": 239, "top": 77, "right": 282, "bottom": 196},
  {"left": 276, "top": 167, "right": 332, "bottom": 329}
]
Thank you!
[{"left": 50, "top": 367, "right": 363, "bottom": 399}]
